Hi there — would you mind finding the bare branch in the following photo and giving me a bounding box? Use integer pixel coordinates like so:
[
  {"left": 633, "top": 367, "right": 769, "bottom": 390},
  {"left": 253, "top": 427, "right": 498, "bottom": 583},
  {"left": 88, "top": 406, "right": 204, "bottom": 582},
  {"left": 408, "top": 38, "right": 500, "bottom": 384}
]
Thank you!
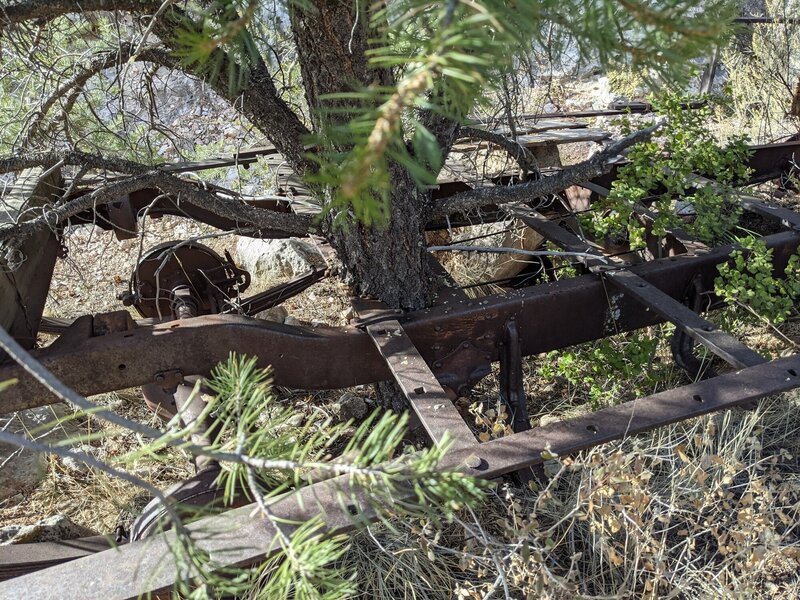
[
  {"left": 431, "top": 120, "right": 665, "bottom": 218},
  {"left": 18, "top": 43, "right": 178, "bottom": 149},
  {"left": 459, "top": 126, "right": 539, "bottom": 176},
  {"left": 0, "top": 172, "right": 312, "bottom": 254},
  {"left": 0, "top": 1, "right": 161, "bottom": 26},
  {"left": 0, "top": 149, "right": 155, "bottom": 175}
]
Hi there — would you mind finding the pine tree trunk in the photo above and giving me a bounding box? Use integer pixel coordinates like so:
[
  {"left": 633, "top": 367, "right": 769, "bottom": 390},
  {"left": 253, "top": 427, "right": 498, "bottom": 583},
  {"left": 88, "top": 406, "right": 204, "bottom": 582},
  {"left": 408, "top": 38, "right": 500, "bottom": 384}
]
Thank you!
[
  {"left": 289, "top": 1, "right": 435, "bottom": 310},
  {"left": 325, "top": 164, "right": 434, "bottom": 309}
]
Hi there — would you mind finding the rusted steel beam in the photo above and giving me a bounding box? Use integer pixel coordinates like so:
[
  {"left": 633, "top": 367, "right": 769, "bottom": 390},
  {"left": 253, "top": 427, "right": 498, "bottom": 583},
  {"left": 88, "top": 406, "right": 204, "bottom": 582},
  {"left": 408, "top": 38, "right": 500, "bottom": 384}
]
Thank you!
[
  {"left": 4, "top": 354, "right": 800, "bottom": 599},
  {"left": 0, "top": 536, "right": 114, "bottom": 582},
  {"left": 1, "top": 230, "right": 798, "bottom": 412},
  {"left": 365, "top": 319, "right": 477, "bottom": 450},
  {"left": 604, "top": 270, "right": 766, "bottom": 368},
  {"left": 0, "top": 168, "right": 64, "bottom": 351}
]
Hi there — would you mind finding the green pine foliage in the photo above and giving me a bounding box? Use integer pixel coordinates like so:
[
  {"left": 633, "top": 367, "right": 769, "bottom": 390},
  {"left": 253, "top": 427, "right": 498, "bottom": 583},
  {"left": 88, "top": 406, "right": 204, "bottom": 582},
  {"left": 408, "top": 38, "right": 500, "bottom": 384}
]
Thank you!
[
  {"left": 302, "top": 0, "right": 736, "bottom": 225},
  {"left": 141, "top": 354, "right": 487, "bottom": 598}
]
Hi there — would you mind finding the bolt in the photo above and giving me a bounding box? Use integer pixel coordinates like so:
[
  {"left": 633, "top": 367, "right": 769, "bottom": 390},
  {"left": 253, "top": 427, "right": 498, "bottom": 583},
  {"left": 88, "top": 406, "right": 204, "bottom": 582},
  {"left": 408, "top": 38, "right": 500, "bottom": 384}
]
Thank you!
[
  {"left": 155, "top": 374, "right": 165, "bottom": 383},
  {"left": 463, "top": 454, "right": 482, "bottom": 469}
]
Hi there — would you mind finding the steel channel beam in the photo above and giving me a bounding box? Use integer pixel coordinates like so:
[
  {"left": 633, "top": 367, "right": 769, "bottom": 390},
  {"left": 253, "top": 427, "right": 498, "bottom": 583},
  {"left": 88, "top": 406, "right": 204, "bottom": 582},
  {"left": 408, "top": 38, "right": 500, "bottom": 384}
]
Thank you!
[
  {"left": 1, "top": 230, "right": 798, "bottom": 412},
  {"left": 604, "top": 270, "right": 766, "bottom": 368},
  {"left": 4, "top": 354, "right": 800, "bottom": 599},
  {"left": 365, "top": 319, "right": 476, "bottom": 450}
]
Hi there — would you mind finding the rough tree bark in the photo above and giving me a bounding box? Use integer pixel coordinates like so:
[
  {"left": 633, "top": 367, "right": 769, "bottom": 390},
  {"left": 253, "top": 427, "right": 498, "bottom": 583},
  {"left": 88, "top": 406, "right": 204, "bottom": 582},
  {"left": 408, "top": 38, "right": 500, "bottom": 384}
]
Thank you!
[{"left": 289, "top": 0, "right": 435, "bottom": 309}]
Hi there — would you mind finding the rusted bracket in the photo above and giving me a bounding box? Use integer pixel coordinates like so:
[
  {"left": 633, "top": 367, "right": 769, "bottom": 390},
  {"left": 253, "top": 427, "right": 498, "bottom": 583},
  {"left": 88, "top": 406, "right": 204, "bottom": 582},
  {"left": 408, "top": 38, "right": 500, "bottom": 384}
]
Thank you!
[{"left": 499, "top": 319, "right": 530, "bottom": 433}]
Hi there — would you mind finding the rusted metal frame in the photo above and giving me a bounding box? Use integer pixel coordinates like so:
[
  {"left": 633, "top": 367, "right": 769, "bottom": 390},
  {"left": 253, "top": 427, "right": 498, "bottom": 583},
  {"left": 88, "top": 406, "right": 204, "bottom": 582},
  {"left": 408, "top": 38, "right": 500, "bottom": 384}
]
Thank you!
[
  {"left": 225, "top": 269, "right": 326, "bottom": 315},
  {"left": 686, "top": 173, "right": 800, "bottom": 230},
  {"left": 3, "top": 229, "right": 799, "bottom": 412},
  {"left": 603, "top": 270, "right": 766, "bottom": 369},
  {"left": 0, "top": 536, "right": 114, "bottom": 582},
  {"left": 4, "top": 354, "right": 800, "bottom": 599},
  {"left": 499, "top": 319, "right": 530, "bottom": 433},
  {"left": 364, "top": 319, "right": 477, "bottom": 451}
]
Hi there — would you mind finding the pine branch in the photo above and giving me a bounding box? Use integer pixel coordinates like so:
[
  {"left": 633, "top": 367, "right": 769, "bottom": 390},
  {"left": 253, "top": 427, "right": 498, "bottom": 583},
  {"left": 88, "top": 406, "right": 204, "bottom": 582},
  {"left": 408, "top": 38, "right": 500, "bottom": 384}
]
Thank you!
[{"left": 431, "top": 120, "right": 665, "bottom": 218}]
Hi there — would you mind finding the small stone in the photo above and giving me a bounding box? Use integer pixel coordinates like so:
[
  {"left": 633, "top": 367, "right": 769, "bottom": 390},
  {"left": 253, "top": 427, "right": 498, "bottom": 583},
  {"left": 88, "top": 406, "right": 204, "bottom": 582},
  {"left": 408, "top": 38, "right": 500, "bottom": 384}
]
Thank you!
[
  {"left": 284, "top": 316, "right": 302, "bottom": 327},
  {"left": 61, "top": 454, "right": 89, "bottom": 476},
  {"left": 285, "top": 413, "right": 305, "bottom": 428},
  {"left": 341, "top": 306, "right": 355, "bottom": 322},
  {"left": 0, "top": 515, "right": 97, "bottom": 545},
  {"left": 256, "top": 305, "right": 288, "bottom": 323},
  {"left": 539, "top": 414, "right": 560, "bottom": 426},
  {"left": 334, "top": 393, "right": 368, "bottom": 422},
  {"left": 310, "top": 319, "right": 325, "bottom": 328},
  {"left": 463, "top": 454, "right": 482, "bottom": 469}
]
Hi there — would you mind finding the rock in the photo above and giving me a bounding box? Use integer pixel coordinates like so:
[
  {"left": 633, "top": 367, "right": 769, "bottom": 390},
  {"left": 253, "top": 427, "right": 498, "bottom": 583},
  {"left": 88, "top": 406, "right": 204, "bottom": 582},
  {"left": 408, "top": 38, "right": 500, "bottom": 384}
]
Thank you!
[
  {"left": 285, "top": 413, "right": 306, "bottom": 428},
  {"left": 340, "top": 306, "right": 355, "bottom": 322},
  {"left": 60, "top": 455, "right": 89, "bottom": 476},
  {"left": 284, "top": 315, "right": 303, "bottom": 327},
  {"left": 334, "top": 393, "right": 368, "bottom": 422},
  {"left": 0, "top": 515, "right": 97, "bottom": 545},
  {"left": 236, "top": 237, "right": 325, "bottom": 284},
  {"left": 0, "top": 403, "right": 79, "bottom": 501},
  {"left": 539, "top": 414, "right": 560, "bottom": 427},
  {"left": 256, "top": 305, "right": 288, "bottom": 323}
]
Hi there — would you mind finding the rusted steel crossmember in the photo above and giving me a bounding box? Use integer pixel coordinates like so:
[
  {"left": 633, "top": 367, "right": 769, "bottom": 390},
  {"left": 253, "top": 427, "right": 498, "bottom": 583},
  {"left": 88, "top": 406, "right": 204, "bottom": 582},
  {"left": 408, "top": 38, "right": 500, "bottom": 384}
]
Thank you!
[
  {"left": 2, "top": 353, "right": 799, "bottom": 599},
  {"left": 1, "top": 229, "right": 799, "bottom": 412}
]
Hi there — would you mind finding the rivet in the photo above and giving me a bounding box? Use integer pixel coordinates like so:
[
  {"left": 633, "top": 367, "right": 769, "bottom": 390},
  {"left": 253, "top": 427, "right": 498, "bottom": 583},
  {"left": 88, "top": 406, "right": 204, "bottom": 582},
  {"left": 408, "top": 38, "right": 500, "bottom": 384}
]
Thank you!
[{"left": 463, "top": 454, "right": 482, "bottom": 469}]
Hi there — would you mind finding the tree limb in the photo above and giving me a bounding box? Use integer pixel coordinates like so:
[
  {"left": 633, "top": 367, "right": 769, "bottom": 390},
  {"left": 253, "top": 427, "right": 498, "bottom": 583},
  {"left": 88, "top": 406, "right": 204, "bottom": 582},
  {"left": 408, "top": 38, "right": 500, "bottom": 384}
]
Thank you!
[
  {"left": 2, "top": 1, "right": 316, "bottom": 176},
  {"left": 0, "top": 171, "right": 312, "bottom": 256},
  {"left": 17, "top": 43, "right": 178, "bottom": 149},
  {"left": 459, "top": 126, "right": 539, "bottom": 176},
  {"left": 0, "top": 0, "right": 161, "bottom": 26},
  {"left": 431, "top": 120, "right": 664, "bottom": 218}
]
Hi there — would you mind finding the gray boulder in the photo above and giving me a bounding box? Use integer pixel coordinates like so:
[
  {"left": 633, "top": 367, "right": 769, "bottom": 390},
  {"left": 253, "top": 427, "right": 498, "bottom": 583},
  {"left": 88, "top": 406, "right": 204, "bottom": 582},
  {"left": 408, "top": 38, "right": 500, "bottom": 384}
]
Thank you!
[{"left": 236, "top": 237, "right": 325, "bottom": 284}]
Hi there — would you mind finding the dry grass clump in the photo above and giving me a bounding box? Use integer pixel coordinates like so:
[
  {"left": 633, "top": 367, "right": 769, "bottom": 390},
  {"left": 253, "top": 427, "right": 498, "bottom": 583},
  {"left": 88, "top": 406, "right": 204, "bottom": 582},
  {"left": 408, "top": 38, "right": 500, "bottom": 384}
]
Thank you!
[{"left": 341, "top": 393, "right": 800, "bottom": 599}]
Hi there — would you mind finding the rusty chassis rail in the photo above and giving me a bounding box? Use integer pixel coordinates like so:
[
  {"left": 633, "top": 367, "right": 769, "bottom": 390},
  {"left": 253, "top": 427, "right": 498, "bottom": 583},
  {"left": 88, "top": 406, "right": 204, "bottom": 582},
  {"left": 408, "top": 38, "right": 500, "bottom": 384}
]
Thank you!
[{"left": 1, "top": 228, "right": 799, "bottom": 411}]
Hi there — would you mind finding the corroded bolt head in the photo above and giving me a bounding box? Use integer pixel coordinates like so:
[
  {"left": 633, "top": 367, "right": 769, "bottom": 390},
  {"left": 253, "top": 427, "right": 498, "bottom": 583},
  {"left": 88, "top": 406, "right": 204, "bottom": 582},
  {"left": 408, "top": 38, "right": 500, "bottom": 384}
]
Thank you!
[{"left": 463, "top": 454, "right": 482, "bottom": 469}]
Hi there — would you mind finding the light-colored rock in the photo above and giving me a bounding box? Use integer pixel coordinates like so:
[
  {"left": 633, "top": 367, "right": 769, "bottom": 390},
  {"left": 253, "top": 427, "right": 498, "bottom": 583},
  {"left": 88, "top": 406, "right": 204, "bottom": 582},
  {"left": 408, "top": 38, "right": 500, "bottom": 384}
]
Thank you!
[
  {"left": 284, "top": 315, "right": 302, "bottom": 327},
  {"left": 488, "top": 221, "right": 545, "bottom": 281},
  {"left": 334, "top": 393, "right": 369, "bottom": 422},
  {"left": 340, "top": 306, "right": 355, "bottom": 322},
  {"left": 0, "top": 515, "right": 97, "bottom": 545},
  {"left": 285, "top": 413, "right": 305, "bottom": 428},
  {"left": 236, "top": 237, "right": 325, "bottom": 284},
  {"left": 256, "top": 305, "right": 288, "bottom": 323},
  {"left": 0, "top": 403, "right": 79, "bottom": 501}
]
